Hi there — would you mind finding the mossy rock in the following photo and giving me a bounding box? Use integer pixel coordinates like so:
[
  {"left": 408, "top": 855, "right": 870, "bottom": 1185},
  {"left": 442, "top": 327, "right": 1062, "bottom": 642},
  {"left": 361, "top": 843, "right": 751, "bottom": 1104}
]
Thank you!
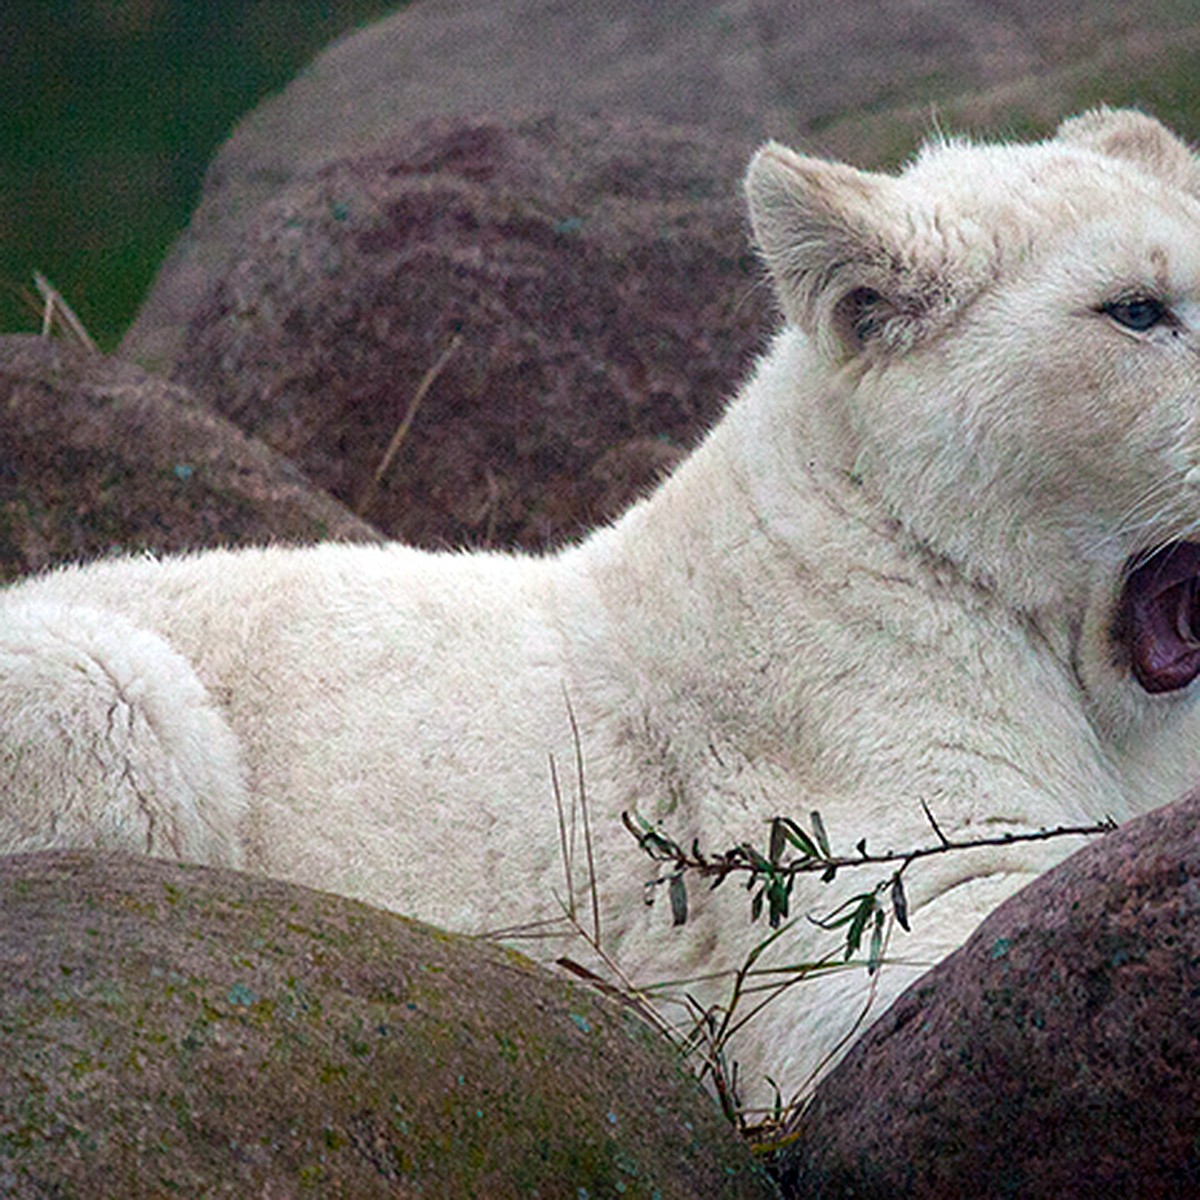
[{"left": 0, "top": 851, "right": 776, "bottom": 1198}]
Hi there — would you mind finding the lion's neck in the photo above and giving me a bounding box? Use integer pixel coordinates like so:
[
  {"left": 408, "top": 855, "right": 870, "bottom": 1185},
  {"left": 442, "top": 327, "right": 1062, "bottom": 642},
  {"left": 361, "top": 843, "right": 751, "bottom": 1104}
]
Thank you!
[{"left": 564, "top": 329, "right": 1083, "bottom": 711}]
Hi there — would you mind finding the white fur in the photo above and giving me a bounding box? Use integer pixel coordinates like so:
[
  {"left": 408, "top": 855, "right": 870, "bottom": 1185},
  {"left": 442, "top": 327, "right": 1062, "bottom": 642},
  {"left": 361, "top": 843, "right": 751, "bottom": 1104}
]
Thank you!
[{"left": 5, "top": 108, "right": 1200, "bottom": 1106}]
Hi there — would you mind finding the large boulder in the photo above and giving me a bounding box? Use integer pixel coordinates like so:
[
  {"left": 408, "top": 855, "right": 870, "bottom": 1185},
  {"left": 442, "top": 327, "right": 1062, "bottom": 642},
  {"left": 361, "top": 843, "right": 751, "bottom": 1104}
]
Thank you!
[
  {"left": 0, "top": 336, "right": 381, "bottom": 582},
  {"left": 170, "top": 115, "right": 768, "bottom": 549},
  {"left": 0, "top": 850, "right": 777, "bottom": 1199},
  {"left": 778, "top": 789, "right": 1200, "bottom": 1199}
]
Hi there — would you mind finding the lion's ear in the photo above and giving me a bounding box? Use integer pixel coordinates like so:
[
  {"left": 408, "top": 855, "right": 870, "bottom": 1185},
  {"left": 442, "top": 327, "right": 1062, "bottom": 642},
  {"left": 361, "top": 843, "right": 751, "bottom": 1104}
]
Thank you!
[
  {"left": 744, "top": 143, "right": 936, "bottom": 360},
  {"left": 1055, "top": 107, "right": 1200, "bottom": 194}
]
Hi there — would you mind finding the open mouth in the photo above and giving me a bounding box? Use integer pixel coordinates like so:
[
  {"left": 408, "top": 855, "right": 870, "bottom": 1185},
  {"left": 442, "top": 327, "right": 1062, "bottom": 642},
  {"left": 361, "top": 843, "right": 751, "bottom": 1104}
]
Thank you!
[{"left": 1120, "top": 541, "right": 1200, "bottom": 694}]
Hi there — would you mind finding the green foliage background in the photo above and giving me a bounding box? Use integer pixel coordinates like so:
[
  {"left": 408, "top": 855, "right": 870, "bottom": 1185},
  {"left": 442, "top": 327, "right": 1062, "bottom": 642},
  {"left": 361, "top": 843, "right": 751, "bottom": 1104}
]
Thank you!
[{"left": 1, "top": 0, "right": 402, "bottom": 350}]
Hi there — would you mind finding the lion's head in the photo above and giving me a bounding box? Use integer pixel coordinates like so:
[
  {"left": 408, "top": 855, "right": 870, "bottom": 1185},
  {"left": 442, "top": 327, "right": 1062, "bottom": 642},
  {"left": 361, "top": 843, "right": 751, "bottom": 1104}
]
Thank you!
[{"left": 746, "top": 107, "right": 1200, "bottom": 723}]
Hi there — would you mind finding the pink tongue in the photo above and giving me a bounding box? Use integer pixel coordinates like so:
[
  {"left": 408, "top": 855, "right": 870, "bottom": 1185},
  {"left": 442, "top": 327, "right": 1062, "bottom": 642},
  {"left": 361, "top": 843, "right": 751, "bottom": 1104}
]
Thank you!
[{"left": 1122, "top": 542, "right": 1200, "bottom": 694}]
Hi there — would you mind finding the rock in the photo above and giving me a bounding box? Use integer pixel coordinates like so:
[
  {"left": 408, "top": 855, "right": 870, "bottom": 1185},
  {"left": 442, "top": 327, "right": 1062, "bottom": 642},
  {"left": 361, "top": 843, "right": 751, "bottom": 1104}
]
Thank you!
[
  {"left": 170, "top": 115, "right": 768, "bottom": 549},
  {"left": 0, "top": 850, "right": 777, "bottom": 1199},
  {"left": 0, "top": 335, "right": 381, "bottom": 582},
  {"left": 120, "top": 0, "right": 1200, "bottom": 374},
  {"left": 777, "top": 789, "right": 1200, "bottom": 1199}
]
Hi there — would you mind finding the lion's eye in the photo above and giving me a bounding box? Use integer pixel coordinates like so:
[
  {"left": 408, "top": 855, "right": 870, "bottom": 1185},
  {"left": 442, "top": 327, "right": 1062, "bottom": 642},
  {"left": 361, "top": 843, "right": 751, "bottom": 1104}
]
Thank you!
[{"left": 1102, "top": 295, "right": 1170, "bottom": 332}]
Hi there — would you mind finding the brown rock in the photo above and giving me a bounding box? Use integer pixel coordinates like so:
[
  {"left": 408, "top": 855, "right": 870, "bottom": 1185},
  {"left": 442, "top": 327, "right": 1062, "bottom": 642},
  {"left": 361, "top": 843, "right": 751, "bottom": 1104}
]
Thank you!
[
  {"left": 0, "top": 335, "right": 381, "bottom": 582},
  {"left": 0, "top": 850, "right": 777, "bottom": 1199},
  {"left": 172, "top": 115, "right": 766, "bottom": 550},
  {"left": 778, "top": 790, "right": 1200, "bottom": 1199}
]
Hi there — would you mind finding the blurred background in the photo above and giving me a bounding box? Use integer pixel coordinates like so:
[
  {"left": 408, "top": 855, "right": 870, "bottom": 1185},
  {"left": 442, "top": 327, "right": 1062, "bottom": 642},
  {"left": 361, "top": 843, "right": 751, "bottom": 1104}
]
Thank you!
[
  {"left": 1, "top": 0, "right": 402, "bottom": 349},
  {"left": 4, "top": 1, "right": 1200, "bottom": 352}
]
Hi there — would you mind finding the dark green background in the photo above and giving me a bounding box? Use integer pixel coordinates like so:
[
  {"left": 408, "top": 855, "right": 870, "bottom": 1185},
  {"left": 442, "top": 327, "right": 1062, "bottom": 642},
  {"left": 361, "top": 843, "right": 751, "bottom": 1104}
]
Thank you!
[{"left": 1, "top": 0, "right": 401, "bottom": 350}]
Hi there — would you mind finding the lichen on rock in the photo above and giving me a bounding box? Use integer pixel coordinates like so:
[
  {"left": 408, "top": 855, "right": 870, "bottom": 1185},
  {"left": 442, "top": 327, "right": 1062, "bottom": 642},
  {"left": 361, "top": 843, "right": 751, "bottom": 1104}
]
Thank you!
[{"left": 0, "top": 850, "right": 776, "bottom": 1198}]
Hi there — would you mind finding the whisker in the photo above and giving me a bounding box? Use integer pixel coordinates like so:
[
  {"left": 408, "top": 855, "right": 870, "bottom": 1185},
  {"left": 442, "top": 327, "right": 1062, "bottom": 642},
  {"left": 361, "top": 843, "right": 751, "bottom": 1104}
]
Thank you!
[{"left": 1078, "top": 474, "right": 1200, "bottom": 563}]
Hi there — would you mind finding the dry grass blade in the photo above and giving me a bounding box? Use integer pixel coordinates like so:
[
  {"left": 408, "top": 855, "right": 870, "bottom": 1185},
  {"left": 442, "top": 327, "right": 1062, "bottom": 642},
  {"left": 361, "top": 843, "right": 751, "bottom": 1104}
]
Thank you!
[
  {"left": 549, "top": 751, "right": 577, "bottom": 924},
  {"left": 553, "top": 956, "right": 665, "bottom": 1019},
  {"left": 356, "top": 332, "right": 463, "bottom": 514},
  {"left": 562, "top": 687, "right": 601, "bottom": 948},
  {"left": 478, "top": 914, "right": 577, "bottom": 941},
  {"left": 32, "top": 272, "right": 98, "bottom": 352}
]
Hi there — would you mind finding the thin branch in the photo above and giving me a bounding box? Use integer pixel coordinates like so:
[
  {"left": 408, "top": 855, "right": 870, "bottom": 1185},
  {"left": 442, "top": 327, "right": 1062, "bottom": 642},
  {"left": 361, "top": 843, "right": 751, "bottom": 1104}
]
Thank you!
[
  {"left": 628, "top": 811, "right": 1116, "bottom": 886},
  {"left": 709, "top": 916, "right": 803, "bottom": 1056},
  {"left": 921, "top": 797, "right": 950, "bottom": 847},
  {"left": 784, "top": 913, "right": 896, "bottom": 1115}
]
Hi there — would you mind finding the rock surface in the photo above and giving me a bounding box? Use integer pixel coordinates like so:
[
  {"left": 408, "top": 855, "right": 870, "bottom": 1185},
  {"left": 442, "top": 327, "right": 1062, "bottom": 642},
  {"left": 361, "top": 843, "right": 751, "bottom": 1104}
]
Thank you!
[
  {"left": 778, "top": 790, "right": 1200, "bottom": 1199},
  {"left": 171, "top": 115, "right": 767, "bottom": 549},
  {"left": 0, "top": 335, "right": 381, "bottom": 582},
  {"left": 121, "top": 0, "right": 1200, "bottom": 374},
  {"left": 0, "top": 850, "right": 777, "bottom": 1199}
]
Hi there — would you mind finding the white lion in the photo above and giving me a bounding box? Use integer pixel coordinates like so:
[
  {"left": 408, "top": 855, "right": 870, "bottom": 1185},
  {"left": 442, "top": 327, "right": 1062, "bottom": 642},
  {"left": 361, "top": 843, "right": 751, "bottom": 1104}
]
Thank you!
[{"left": 5, "top": 107, "right": 1200, "bottom": 1108}]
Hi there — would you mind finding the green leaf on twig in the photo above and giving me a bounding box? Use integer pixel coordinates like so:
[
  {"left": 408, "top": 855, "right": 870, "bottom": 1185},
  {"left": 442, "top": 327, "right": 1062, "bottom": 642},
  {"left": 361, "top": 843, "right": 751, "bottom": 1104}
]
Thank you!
[
  {"left": 844, "top": 893, "right": 877, "bottom": 960},
  {"left": 778, "top": 816, "right": 819, "bottom": 860},
  {"left": 890, "top": 873, "right": 910, "bottom": 931},
  {"left": 811, "top": 810, "right": 831, "bottom": 857},
  {"left": 867, "top": 908, "right": 886, "bottom": 974},
  {"left": 669, "top": 872, "right": 688, "bottom": 926}
]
